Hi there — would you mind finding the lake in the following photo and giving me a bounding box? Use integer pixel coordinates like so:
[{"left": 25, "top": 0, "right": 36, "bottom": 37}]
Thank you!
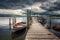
[
  {"left": 0, "top": 17, "right": 27, "bottom": 40},
  {"left": 45, "top": 17, "right": 60, "bottom": 37}
]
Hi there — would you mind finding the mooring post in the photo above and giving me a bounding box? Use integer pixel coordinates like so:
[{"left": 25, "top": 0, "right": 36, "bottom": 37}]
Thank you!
[
  {"left": 27, "top": 10, "right": 31, "bottom": 29},
  {"left": 27, "top": 10, "right": 29, "bottom": 29},
  {"left": 12, "top": 16, "right": 16, "bottom": 26},
  {"left": 9, "top": 18, "right": 11, "bottom": 30}
]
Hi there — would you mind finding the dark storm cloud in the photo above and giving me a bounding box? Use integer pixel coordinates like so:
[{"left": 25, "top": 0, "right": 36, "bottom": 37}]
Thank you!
[
  {"left": 0, "top": 0, "right": 47, "bottom": 9},
  {"left": 0, "top": 0, "right": 60, "bottom": 16},
  {"left": 0, "top": 0, "right": 26, "bottom": 9},
  {"left": 0, "top": 0, "right": 60, "bottom": 14},
  {"left": 41, "top": 0, "right": 60, "bottom": 11}
]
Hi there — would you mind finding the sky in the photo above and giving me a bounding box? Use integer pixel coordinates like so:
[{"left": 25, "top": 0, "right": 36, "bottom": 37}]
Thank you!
[
  {"left": 0, "top": 0, "right": 60, "bottom": 15},
  {"left": 0, "top": 9, "right": 25, "bottom": 15}
]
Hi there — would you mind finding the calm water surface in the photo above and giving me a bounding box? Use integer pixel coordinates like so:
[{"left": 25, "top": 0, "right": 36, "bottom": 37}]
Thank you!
[{"left": 0, "top": 17, "right": 27, "bottom": 40}]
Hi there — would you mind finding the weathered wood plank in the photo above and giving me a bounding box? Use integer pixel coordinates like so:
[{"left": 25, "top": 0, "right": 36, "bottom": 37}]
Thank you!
[{"left": 25, "top": 19, "right": 60, "bottom": 40}]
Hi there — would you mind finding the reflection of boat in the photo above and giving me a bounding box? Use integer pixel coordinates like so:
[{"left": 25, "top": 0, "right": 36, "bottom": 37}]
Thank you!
[{"left": 13, "top": 22, "right": 27, "bottom": 32}]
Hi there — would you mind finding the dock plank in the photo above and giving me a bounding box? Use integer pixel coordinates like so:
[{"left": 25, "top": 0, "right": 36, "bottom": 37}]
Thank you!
[{"left": 25, "top": 19, "right": 60, "bottom": 40}]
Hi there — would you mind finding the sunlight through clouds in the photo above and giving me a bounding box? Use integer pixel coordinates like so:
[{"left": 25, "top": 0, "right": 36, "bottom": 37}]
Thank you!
[{"left": 22, "top": 2, "right": 46, "bottom": 13}]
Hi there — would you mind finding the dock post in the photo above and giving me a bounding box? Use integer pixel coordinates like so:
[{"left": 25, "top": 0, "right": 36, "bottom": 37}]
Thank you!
[
  {"left": 27, "top": 10, "right": 32, "bottom": 29},
  {"left": 27, "top": 10, "right": 29, "bottom": 29},
  {"left": 12, "top": 16, "right": 16, "bottom": 26},
  {"left": 49, "top": 16, "right": 51, "bottom": 29},
  {"left": 9, "top": 18, "right": 11, "bottom": 30}
]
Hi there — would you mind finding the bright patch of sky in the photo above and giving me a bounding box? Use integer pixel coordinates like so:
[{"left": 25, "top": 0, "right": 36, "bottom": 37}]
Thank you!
[
  {"left": 0, "top": 9, "right": 25, "bottom": 15},
  {"left": 23, "top": 2, "right": 46, "bottom": 13}
]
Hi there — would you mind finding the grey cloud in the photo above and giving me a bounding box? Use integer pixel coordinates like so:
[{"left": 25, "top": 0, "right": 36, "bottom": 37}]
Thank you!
[
  {"left": 0, "top": 0, "right": 47, "bottom": 9},
  {"left": 0, "top": 0, "right": 60, "bottom": 14},
  {"left": 40, "top": 0, "right": 60, "bottom": 11}
]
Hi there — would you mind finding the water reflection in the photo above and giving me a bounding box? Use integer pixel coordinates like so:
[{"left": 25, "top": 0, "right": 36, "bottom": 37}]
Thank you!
[
  {"left": 0, "top": 17, "right": 27, "bottom": 40},
  {"left": 12, "top": 28, "right": 27, "bottom": 40},
  {"left": 0, "top": 25, "right": 11, "bottom": 40}
]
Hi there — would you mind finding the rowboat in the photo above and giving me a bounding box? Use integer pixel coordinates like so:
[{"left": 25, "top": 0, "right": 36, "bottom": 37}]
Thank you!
[{"left": 13, "top": 22, "right": 27, "bottom": 32}]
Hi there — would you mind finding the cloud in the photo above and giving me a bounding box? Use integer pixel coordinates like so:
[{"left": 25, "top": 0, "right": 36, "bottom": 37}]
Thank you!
[
  {"left": 41, "top": 0, "right": 60, "bottom": 10},
  {"left": 0, "top": 9, "right": 25, "bottom": 15},
  {"left": 22, "top": 2, "right": 46, "bottom": 13},
  {"left": 48, "top": 0, "right": 57, "bottom": 3},
  {"left": 0, "top": 0, "right": 60, "bottom": 15},
  {"left": 52, "top": 10, "right": 60, "bottom": 14},
  {"left": 0, "top": 2, "right": 46, "bottom": 14},
  {"left": 0, "top": 0, "right": 47, "bottom": 9}
]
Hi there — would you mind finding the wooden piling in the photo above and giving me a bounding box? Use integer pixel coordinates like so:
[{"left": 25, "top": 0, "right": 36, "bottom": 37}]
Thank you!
[{"left": 9, "top": 18, "right": 11, "bottom": 30}]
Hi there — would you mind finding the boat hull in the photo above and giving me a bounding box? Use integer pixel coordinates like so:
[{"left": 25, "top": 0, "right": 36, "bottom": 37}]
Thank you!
[{"left": 12, "top": 22, "right": 27, "bottom": 33}]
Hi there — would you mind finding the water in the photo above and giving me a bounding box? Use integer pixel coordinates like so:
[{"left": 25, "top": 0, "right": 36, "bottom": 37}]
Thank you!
[
  {"left": 0, "top": 17, "right": 27, "bottom": 40},
  {"left": 50, "top": 18, "right": 60, "bottom": 37},
  {"left": 46, "top": 17, "right": 60, "bottom": 37}
]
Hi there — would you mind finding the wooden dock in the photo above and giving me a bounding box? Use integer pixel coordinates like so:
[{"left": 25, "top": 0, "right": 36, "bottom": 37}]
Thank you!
[{"left": 25, "top": 19, "right": 60, "bottom": 40}]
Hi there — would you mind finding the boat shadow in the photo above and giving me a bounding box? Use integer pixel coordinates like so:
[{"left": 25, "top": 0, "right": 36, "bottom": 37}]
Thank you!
[{"left": 12, "top": 27, "right": 28, "bottom": 39}]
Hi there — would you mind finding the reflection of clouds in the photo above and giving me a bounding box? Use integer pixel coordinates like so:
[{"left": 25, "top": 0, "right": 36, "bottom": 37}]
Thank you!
[
  {"left": 16, "top": 17, "right": 27, "bottom": 23},
  {"left": 0, "top": 17, "right": 27, "bottom": 25},
  {"left": 16, "top": 18, "right": 24, "bottom": 23},
  {"left": 0, "top": 18, "right": 9, "bottom": 25}
]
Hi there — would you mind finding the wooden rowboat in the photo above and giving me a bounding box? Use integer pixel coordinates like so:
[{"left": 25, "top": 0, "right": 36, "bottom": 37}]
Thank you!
[{"left": 13, "top": 22, "right": 26, "bottom": 32}]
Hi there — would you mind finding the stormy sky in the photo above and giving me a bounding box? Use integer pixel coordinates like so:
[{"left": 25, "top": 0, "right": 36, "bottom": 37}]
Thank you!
[{"left": 0, "top": 0, "right": 60, "bottom": 15}]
